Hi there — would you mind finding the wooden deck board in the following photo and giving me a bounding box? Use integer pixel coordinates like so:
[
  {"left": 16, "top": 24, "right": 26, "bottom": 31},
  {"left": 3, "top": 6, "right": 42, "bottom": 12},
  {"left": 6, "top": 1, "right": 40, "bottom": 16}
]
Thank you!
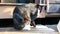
[{"left": 0, "top": 25, "right": 59, "bottom": 34}]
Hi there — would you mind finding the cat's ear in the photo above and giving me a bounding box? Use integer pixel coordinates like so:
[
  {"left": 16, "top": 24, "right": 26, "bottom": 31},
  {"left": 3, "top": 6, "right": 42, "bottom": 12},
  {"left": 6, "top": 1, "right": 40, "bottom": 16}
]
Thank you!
[{"left": 35, "top": 4, "right": 39, "bottom": 8}]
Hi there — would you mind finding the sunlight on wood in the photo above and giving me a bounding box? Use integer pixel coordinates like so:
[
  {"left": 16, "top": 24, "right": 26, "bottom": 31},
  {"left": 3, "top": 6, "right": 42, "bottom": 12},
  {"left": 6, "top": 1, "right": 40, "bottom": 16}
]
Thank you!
[{"left": 0, "top": 6, "right": 15, "bottom": 18}]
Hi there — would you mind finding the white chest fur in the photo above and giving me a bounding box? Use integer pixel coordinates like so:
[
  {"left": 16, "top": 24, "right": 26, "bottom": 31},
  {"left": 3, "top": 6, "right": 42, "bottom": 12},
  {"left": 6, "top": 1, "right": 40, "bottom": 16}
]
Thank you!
[{"left": 23, "top": 24, "right": 31, "bottom": 30}]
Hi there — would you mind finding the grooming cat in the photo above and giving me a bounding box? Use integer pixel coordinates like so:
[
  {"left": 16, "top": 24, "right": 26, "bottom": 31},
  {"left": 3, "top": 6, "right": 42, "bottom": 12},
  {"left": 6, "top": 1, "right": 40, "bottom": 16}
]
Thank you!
[{"left": 13, "top": 3, "right": 39, "bottom": 30}]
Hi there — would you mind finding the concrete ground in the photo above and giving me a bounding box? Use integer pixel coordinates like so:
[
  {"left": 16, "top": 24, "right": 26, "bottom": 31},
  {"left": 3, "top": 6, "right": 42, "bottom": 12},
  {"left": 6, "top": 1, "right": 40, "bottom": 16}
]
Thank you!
[{"left": 0, "top": 24, "right": 59, "bottom": 34}]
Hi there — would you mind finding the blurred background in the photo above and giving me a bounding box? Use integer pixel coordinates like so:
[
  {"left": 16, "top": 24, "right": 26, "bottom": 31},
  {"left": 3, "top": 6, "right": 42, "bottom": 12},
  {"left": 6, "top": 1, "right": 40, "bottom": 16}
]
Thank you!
[{"left": 0, "top": 0, "right": 59, "bottom": 27}]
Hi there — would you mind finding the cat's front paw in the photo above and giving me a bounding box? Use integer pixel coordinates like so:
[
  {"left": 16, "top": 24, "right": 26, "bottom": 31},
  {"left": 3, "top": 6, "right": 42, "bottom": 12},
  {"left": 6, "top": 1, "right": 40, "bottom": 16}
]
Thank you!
[{"left": 23, "top": 25, "right": 31, "bottom": 30}]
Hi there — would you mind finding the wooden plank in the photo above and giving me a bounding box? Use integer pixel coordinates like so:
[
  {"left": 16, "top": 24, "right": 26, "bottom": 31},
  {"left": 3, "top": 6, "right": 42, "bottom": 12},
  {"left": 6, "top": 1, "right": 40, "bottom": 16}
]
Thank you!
[
  {"left": 0, "top": 32, "right": 58, "bottom": 34},
  {"left": 0, "top": 6, "right": 15, "bottom": 19},
  {"left": 0, "top": 27, "right": 58, "bottom": 34},
  {"left": 0, "top": 3, "right": 26, "bottom": 6},
  {"left": 1, "top": 0, "right": 16, "bottom": 3}
]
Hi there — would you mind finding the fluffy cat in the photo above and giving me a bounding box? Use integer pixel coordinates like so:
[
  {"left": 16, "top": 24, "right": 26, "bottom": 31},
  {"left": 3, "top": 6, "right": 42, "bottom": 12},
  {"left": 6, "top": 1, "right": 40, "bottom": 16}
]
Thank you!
[{"left": 13, "top": 3, "right": 39, "bottom": 30}]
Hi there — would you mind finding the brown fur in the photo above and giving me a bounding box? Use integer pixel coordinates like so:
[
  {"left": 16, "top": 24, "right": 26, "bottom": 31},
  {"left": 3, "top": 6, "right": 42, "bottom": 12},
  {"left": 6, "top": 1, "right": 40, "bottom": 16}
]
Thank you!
[
  {"left": 17, "top": 3, "right": 39, "bottom": 26},
  {"left": 22, "top": 4, "right": 39, "bottom": 25}
]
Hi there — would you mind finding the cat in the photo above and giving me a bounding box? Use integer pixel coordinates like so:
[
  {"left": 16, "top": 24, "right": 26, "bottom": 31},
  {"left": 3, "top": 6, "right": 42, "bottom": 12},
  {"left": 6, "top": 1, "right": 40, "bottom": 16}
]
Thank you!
[{"left": 13, "top": 3, "right": 39, "bottom": 30}]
